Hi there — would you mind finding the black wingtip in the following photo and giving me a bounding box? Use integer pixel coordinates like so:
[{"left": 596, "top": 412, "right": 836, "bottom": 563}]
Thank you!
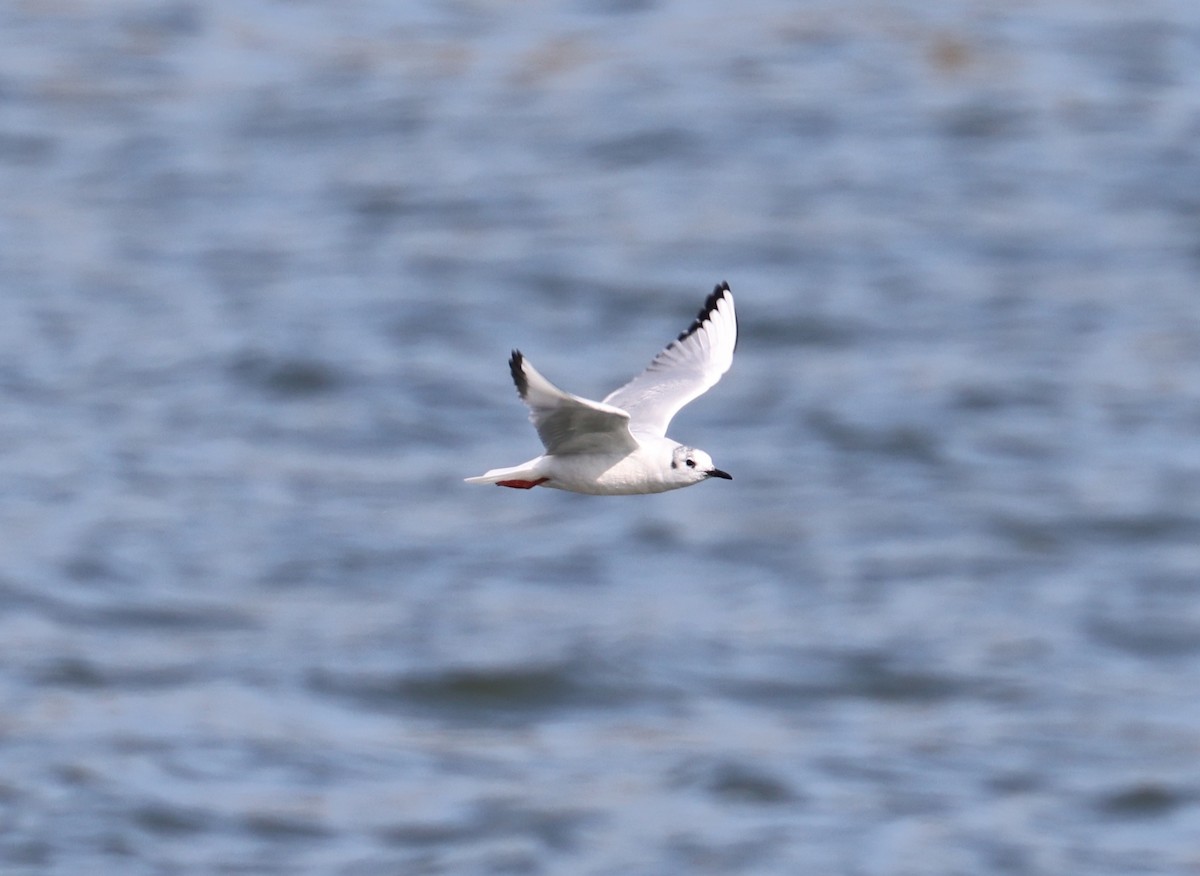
[
  {"left": 508, "top": 350, "right": 528, "bottom": 399},
  {"left": 676, "top": 281, "right": 732, "bottom": 343}
]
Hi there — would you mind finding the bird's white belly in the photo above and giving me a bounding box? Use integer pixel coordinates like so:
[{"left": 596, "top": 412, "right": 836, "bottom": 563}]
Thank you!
[{"left": 542, "top": 452, "right": 682, "bottom": 495}]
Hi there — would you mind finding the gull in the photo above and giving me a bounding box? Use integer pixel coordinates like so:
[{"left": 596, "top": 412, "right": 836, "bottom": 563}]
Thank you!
[{"left": 465, "top": 282, "right": 736, "bottom": 495}]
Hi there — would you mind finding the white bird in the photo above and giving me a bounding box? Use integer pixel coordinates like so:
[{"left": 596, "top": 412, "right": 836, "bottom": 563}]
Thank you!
[{"left": 465, "top": 282, "right": 737, "bottom": 495}]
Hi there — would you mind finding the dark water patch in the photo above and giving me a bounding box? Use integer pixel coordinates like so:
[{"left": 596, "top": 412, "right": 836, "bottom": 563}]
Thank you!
[
  {"left": 157, "top": 739, "right": 364, "bottom": 786},
  {"left": 988, "top": 514, "right": 1066, "bottom": 554},
  {"left": 54, "top": 762, "right": 97, "bottom": 787},
  {"left": 1058, "top": 97, "right": 1134, "bottom": 135},
  {"left": 1085, "top": 616, "right": 1200, "bottom": 659},
  {"left": 243, "top": 811, "right": 333, "bottom": 840},
  {"left": 986, "top": 771, "right": 1043, "bottom": 796},
  {"left": 33, "top": 657, "right": 201, "bottom": 690},
  {"left": 587, "top": 127, "right": 699, "bottom": 168},
  {"left": 117, "top": 1, "right": 203, "bottom": 39},
  {"left": 336, "top": 182, "right": 462, "bottom": 239},
  {"left": 202, "top": 245, "right": 289, "bottom": 295},
  {"left": 0, "top": 780, "right": 20, "bottom": 818},
  {"left": 977, "top": 233, "right": 1063, "bottom": 266},
  {"left": 951, "top": 379, "right": 1061, "bottom": 412},
  {"left": 1072, "top": 512, "right": 1200, "bottom": 544},
  {"left": 630, "top": 518, "right": 682, "bottom": 548},
  {"left": 343, "top": 182, "right": 413, "bottom": 230},
  {"left": 34, "top": 657, "right": 106, "bottom": 688},
  {"left": 746, "top": 313, "right": 860, "bottom": 348},
  {"left": 806, "top": 409, "right": 942, "bottom": 463},
  {"left": 337, "top": 855, "right": 440, "bottom": 875},
  {"left": 1139, "top": 570, "right": 1200, "bottom": 596},
  {"left": 133, "top": 802, "right": 213, "bottom": 837},
  {"left": 308, "top": 663, "right": 631, "bottom": 721},
  {"left": 501, "top": 270, "right": 642, "bottom": 313},
  {"left": 977, "top": 432, "right": 1064, "bottom": 463},
  {"left": 1075, "top": 20, "right": 1177, "bottom": 89},
  {"left": 0, "top": 838, "right": 52, "bottom": 867},
  {"left": 837, "top": 652, "right": 967, "bottom": 703},
  {"left": 1095, "top": 782, "right": 1189, "bottom": 819},
  {"left": 62, "top": 552, "right": 126, "bottom": 584},
  {"left": 854, "top": 550, "right": 966, "bottom": 586},
  {"left": 577, "top": 0, "right": 659, "bottom": 15},
  {"left": 668, "top": 831, "right": 783, "bottom": 873},
  {"left": 940, "top": 100, "right": 1032, "bottom": 141},
  {"left": 704, "top": 535, "right": 811, "bottom": 579},
  {"left": 230, "top": 352, "right": 344, "bottom": 397},
  {"left": 43, "top": 601, "right": 261, "bottom": 633},
  {"left": 703, "top": 764, "right": 796, "bottom": 806},
  {"left": 380, "top": 797, "right": 596, "bottom": 853},
  {"left": 745, "top": 104, "right": 840, "bottom": 141},
  {"left": 721, "top": 651, "right": 970, "bottom": 707},
  {"left": 365, "top": 192, "right": 512, "bottom": 232},
  {"left": 671, "top": 758, "right": 798, "bottom": 806},
  {"left": 0, "top": 130, "right": 54, "bottom": 165},
  {"left": 975, "top": 838, "right": 1040, "bottom": 875},
  {"left": 260, "top": 545, "right": 438, "bottom": 591},
  {"left": 407, "top": 371, "right": 480, "bottom": 412},
  {"left": 385, "top": 297, "right": 487, "bottom": 348},
  {"left": 517, "top": 551, "right": 606, "bottom": 587},
  {"left": 336, "top": 184, "right": 544, "bottom": 235},
  {"left": 736, "top": 235, "right": 829, "bottom": 268},
  {"left": 99, "top": 603, "right": 259, "bottom": 631},
  {"left": 237, "top": 94, "right": 426, "bottom": 143}
]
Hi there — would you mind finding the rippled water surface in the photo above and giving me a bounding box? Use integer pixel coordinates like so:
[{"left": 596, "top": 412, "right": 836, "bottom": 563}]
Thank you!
[{"left": 3, "top": 1, "right": 1200, "bottom": 873}]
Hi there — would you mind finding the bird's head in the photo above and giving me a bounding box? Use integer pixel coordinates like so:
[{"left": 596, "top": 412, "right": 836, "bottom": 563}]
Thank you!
[{"left": 669, "top": 445, "right": 732, "bottom": 485}]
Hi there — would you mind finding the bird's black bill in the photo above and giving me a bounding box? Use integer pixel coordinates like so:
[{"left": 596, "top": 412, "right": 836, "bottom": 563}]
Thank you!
[{"left": 706, "top": 469, "right": 733, "bottom": 480}]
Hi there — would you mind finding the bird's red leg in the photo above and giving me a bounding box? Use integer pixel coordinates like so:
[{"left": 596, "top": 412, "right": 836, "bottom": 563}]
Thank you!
[{"left": 495, "top": 477, "right": 550, "bottom": 489}]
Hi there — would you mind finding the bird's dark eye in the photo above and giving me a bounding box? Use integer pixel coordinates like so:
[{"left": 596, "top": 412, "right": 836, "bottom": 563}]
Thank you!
[{"left": 685, "top": 458, "right": 696, "bottom": 468}]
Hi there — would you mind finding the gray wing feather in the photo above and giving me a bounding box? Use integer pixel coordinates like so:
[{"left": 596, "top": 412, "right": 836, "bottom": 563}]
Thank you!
[
  {"left": 602, "top": 283, "right": 737, "bottom": 437},
  {"left": 509, "top": 351, "right": 639, "bottom": 455}
]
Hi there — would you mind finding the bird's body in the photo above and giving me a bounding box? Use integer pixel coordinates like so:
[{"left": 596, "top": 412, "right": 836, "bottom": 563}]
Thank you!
[
  {"left": 466, "top": 282, "right": 737, "bottom": 496},
  {"left": 472, "top": 435, "right": 701, "bottom": 495}
]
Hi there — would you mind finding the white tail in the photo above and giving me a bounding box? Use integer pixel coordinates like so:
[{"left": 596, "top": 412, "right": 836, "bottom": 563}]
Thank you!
[{"left": 464, "top": 462, "right": 544, "bottom": 486}]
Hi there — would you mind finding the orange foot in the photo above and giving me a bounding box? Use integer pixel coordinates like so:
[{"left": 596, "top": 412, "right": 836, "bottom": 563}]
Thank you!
[{"left": 496, "top": 477, "right": 550, "bottom": 490}]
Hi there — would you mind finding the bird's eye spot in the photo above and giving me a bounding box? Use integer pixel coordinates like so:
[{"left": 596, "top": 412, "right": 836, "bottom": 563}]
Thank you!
[
  {"left": 685, "top": 458, "right": 696, "bottom": 468},
  {"left": 670, "top": 461, "right": 677, "bottom": 469}
]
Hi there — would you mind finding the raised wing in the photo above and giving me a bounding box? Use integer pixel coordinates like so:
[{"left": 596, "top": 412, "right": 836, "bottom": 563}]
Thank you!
[
  {"left": 509, "top": 351, "right": 639, "bottom": 455},
  {"left": 602, "top": 282, "right": 737, "bottom": 437}
]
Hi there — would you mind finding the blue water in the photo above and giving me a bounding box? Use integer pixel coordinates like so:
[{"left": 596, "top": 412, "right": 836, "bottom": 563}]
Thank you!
[{"left": 3, "top": 1, "right": 1200, "bottom": 873}]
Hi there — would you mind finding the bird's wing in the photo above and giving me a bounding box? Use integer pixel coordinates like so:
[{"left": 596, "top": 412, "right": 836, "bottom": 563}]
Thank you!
[
  {"left": 509, "top": 351, "right": 639, "bottom": 455},
  {"left": 602, "top": 282, "right": 737, "bottom": 438}
]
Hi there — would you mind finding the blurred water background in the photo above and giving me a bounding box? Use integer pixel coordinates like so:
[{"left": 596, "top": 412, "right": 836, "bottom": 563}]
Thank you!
[{"left": 3, "top": 1, "right": 1200, "bottom": 873}]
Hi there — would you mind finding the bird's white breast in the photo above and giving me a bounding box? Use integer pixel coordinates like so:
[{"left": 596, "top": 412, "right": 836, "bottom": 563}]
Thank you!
[{"left": 542, "top": 444, "right": 683, "bottom": 495}]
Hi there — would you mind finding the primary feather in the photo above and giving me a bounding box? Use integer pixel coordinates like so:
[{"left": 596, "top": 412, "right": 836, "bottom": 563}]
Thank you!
[
  {"left": 603, "top": 282, "right": 737, "bottom": 437},
  {"left": 509, "top": 351, "right": 638, "bottom": 455}
]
